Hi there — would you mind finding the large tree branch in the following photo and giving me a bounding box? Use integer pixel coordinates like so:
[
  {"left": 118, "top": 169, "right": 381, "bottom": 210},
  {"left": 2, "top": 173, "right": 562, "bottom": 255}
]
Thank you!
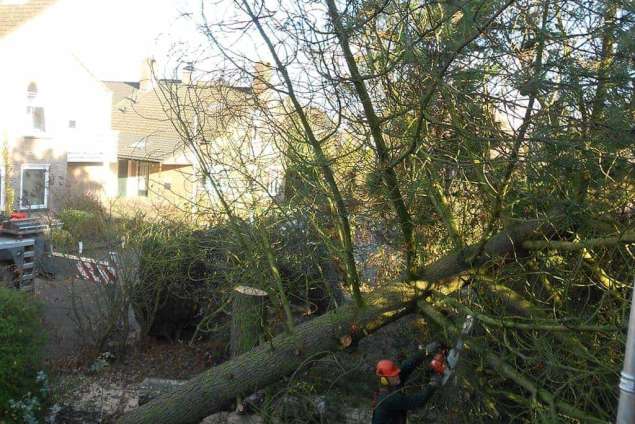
[
  {"left": 418, "top": 301, "right": 607, "bottom": 423},
  {"left": 118, "top": 212, "right": 564, "bottom": 424},
  {"left": 522, "top": 232, "right": 635, "bottom": 250},
  {"left": 237, "top": 0, "right": 363, "bottom": 304},
  {"left": 325, "top": 0, "right": 416, "bottom": 276},
  {"left": 413, "top": 209, "right": 565, "bottom": 282}
]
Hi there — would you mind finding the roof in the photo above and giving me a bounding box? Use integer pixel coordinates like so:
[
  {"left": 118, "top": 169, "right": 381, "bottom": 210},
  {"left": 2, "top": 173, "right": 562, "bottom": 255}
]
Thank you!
[
  {"left": 0, "top": 0, "right": 58, "bottom": 38},
  {"left": 103, "top": 81, "right": 139, "bottom": 106},
  {"left": 108, "top": 80, "right": 253, "bottom": 164}
]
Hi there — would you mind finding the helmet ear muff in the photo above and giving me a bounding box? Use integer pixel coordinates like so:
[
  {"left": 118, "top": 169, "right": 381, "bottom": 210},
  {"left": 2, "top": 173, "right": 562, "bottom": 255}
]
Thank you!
[{"left": 380, "top": 377, "right": 389, "bottom": 386}]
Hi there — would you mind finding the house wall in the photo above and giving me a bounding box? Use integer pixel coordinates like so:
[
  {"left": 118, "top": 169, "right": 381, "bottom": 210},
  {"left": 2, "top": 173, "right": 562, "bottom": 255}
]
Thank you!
[
  {"left": 66, "top": 162, "right": 117, "bottom": 201},
  {"left": 114, "top": 159, "right": 194, "bottom": 212},
  {"left": 191, "top": 126, "right": 286, "bottom": 216},
  {"left": 7, "top": 137, "right": 68, "bottom": 212},
  {"left": 0, "top": 1, "right": 117, "bottom": 213},
  {"left": 149, "top": 164, "right": 195, "bottom": 207}
]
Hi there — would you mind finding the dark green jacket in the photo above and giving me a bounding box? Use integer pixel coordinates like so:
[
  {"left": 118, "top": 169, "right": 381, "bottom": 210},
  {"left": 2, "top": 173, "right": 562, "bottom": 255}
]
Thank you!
[{"left": 371, "top": 351, "right": 437, "bottom": 424}]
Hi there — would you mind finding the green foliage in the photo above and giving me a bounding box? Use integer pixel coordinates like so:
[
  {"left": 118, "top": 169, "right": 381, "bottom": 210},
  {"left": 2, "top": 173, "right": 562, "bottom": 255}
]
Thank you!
[
  {"left": 57, "top": 209, "right": 104, "bottom": 241},
  {"left": 130, "top": 212, "right": 335, "bottom": 341},
  {"left": 49, "top": 228, "right": 74, "bottom": 252},
  {"left": 132, "top": 218, "right": 223, "bottom": 340},
  {"left": 0, "top": 288, "right": 45, "bottom": 421}
]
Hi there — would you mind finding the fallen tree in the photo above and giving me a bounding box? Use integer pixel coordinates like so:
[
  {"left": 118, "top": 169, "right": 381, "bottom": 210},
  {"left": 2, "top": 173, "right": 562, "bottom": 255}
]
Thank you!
[
  {"left": 417, "top": 301, "right": 607, "bottom": 423},
  {"left": 118, "top": 213, "right": 563, "bottom": 424}
]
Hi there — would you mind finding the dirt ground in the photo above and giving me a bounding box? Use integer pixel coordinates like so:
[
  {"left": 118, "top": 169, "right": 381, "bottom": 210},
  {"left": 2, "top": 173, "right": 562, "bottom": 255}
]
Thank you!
[
  {"left": 35, "top": 277, "right": 99, "bottom": 361},
  {"left": 34, "top": 276, "right": 225, "bottom": 375},
  {"left": 33, "top": 276, "right": 229, "bottom": 422}
]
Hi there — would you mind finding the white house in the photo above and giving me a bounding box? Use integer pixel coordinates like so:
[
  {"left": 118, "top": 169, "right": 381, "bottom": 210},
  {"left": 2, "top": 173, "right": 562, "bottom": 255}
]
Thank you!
[
  {"left": 0, "top": 0, "right": 284, "bottom": 216},
  {"left": 0, "top": 0, "right": 118, "bottom": 212}
]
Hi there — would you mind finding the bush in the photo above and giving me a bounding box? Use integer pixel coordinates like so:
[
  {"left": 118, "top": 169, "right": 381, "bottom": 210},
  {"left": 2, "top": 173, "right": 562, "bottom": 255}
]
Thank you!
[
  {"left": 132, "top": 220, "right": 231, "bottom": 340},
  {"left": 131, "top": 214, "right": 338, "bottom": 342},
  {"left": 49, "top": 228, "right": 74, "bottom": 252},
  {"left": 60, "top": 192, "right": 106, "bottom": 217},
  {"left": 57, "top": 209, "right": 104, "bottom": 242},
  {"left": 0, "top": 288, "right": 45, "bottom": 421}
]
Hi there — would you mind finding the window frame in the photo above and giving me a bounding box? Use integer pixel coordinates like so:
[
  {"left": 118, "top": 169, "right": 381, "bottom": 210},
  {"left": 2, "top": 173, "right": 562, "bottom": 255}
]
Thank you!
[
  {"left": 19, "top": 164, "right": 49, "bottom": 210},
  {"left": 25, "top": 82, "right": 46, "bottom": 135},
  {"left": 136, "top": 160, "right": 150, "bottom": 197}
]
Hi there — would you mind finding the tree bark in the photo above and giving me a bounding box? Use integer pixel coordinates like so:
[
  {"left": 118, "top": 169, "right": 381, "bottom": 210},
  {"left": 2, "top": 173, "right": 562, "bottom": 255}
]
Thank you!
[
  {"left": 522, "top": 232, "right": 634, "bottom": 250},
  {"left": 230, "top": 286, "right": 268, "bottom": 358},
  {"left": 414, "top": 211, "right": 564, "bottom": 283},
  {"left": 118, "top": 213, "right": 563, "bottom": 424}
]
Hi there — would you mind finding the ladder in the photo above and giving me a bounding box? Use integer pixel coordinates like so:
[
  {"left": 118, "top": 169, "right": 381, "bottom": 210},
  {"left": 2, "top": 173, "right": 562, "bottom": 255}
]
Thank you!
[{"left": 20, "top": 241, "right": 35, "bottom": 290}]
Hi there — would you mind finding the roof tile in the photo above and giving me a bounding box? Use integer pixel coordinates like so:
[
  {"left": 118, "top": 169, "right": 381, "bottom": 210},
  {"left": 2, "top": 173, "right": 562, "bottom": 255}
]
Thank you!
[
  {"left": 0, "top": 0, "right": 58, "bottom": 38},
  {"left": 108, "top": 80, "right": 253, "bottom": 163}
]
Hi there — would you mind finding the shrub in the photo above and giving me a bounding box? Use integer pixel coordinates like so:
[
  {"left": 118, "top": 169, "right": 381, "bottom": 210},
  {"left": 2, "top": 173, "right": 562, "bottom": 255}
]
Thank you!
[
  {"left": 57, "top": 209, "right": 103, "bottom": 241},
  {"left": 131, "top": 214, "right": 338, "bottom": 342},
  {"left": 49, "top": 228, "right": 74, "bottom": 252},
  {"left": 132, "top": 220, "right": 229, "bottom": 340},
  {"left": 60, "top": 192, "right": 106, "bottom": 217},
  {"left": 0, "top": 288, "right": 45, "bottom": 421}
]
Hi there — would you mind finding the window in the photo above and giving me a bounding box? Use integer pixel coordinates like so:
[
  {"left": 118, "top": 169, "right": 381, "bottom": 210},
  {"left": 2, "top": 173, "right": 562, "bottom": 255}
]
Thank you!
[
  {"left": 267, "top": 168, "right": 283, "bottom": 198},
  {"left": 26, "top": 82, "right": 45, "bottom": 133},
  {"left": 130, "top": 138, "right": 147, "bottom": 149},
  {"left": 117, "top": 158, "right": 128, "bottom": 197},
  {"left": 117, "top": 159, "right": 151, "bottom": 198},
  {"left": 20, "top": 164, "right": 49, "bottom": 209},
  {"left": 136, "top": 161, "right": 149, "bottom": 197}
]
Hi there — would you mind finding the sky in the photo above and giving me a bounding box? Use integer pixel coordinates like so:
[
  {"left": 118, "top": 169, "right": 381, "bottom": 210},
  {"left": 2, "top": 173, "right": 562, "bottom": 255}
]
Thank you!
[
  {"left": 62, "top": 0, "right": 202, "bottom": 81},
  {"left": 42, "top": 0, "right": 316, "bottom": 86},
  {"left": 53, "top": 0, "right": 527, "bottom": 131}
]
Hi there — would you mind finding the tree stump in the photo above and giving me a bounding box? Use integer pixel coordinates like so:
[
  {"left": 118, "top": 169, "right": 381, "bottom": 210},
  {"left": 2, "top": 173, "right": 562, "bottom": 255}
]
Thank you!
[
  {"left": 231, "top": 286, "right": 268, "bottom": 413},
  {"left": 230, "top": 285, "right": 268, "bottom": 359}
]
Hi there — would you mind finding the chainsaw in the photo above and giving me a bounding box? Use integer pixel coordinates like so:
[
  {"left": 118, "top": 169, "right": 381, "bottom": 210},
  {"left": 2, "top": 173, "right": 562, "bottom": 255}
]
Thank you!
[{"left": 429, "top": 314, "right": 475, "bottom": 385}]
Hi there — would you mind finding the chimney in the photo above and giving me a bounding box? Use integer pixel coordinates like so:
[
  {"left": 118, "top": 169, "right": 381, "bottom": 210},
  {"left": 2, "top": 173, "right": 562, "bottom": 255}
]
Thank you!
[
  {"left": 139, "top": 58, "right": 156, "bottom": 92},
  {"left": 181, "top": 62, "right": 194, "bottom": 85},
  {"left": 252, "top": 62, "right": 272, "bottom": 95}
]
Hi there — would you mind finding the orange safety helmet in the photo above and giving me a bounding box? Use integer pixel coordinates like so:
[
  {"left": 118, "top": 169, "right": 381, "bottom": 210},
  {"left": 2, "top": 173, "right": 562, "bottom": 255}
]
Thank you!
[{"left": 376, "top": 359, "right": 401, "bottom": 377}]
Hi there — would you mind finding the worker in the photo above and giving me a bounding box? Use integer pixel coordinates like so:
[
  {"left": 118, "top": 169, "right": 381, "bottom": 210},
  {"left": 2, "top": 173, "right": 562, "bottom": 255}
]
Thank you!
[{"left": 372, "top": 342, "right": 447, "bottom": 424}]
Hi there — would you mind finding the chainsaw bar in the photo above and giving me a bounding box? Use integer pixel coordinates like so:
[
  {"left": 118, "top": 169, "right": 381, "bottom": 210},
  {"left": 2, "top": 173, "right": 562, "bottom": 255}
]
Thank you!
[{"left": 442, "top": 314, "right": 474, "bottom": 385}]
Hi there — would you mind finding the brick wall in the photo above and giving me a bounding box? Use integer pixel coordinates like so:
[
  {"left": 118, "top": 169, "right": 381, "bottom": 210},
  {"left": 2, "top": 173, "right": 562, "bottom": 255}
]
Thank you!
[{"left": 6, "top": 136, "right": 67, "bottom": 213}]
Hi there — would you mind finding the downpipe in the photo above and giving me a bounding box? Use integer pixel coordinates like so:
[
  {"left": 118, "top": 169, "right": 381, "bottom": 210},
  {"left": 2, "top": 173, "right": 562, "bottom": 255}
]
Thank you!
[{"left": 617, "top": 278, "right": 635, "bottom": 423}]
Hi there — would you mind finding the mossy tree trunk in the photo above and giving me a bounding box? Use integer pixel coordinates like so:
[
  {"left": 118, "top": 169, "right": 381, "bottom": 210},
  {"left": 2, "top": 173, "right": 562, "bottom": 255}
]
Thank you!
[
  {"left": 118, "top": 213, "right": 563, "bottom": 424},
  {"left": 230, "top": 285, "right": 268, "bottom": 358},
  {"left": 230, "top": 285, "right": 268, "bottom": 412}
]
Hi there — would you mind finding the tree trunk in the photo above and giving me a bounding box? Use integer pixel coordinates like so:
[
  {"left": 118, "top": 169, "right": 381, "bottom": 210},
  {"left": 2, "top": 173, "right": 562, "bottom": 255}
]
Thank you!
[
  {"left": 231, "top": 285, "right": 268, "bottom": 413},
  {"left": 118, "top": 213, "right": 563, "bottom": 424},
  {"left": 230, "top": 286, "right": 268, "bottom": 359}
]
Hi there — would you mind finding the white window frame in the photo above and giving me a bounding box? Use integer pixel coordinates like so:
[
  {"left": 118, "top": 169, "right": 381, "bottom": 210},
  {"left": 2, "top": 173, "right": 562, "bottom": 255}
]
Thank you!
[
  {"left": 130, "top": 138, "right": 147, "bottom": 149},
  {"left": 20, "top": 164, "right": 49, "bottom": 210},
  {"left": 25, "top": 82, "right": 46, "bottom": 136}
]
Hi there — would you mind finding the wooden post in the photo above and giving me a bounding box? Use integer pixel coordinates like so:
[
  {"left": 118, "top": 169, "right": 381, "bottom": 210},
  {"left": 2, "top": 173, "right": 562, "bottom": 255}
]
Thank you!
[{"left": 230, "top": 286, "right": 268, "bottom": 359}]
